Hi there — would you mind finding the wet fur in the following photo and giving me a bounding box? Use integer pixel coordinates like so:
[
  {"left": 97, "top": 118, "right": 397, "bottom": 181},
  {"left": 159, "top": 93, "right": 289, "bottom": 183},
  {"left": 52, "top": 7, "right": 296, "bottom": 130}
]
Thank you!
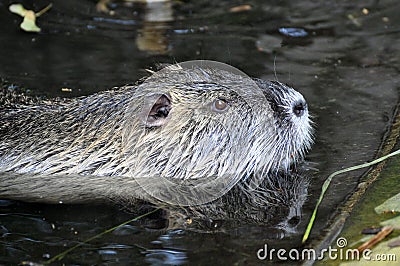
[{"left": 0, "top": 67, "right": 313, "bottom": 228}]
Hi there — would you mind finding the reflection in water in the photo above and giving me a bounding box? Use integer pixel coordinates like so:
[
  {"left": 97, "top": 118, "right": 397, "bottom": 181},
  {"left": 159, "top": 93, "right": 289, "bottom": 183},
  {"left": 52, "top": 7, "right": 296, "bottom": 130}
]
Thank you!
[
  {"left": 0, "top": 170, "right": 309, "bottom": 264},
  {"left": 97, "top": 0, "right": 173, "bottom": 54},
  {"left": 145, "top": 248, "right": 187, "bottom": 265},
  {"left": 163, "top": 172, "right": 309, "bottom": 238},
  {"left": 136, "top": 1, "right": 173, "bottom": 54}
]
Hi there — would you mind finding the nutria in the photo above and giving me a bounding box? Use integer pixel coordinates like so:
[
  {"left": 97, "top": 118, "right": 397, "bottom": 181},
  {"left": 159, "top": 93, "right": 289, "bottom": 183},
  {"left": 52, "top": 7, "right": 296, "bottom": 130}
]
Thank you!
[{"left": 0, "top": 61, "right": 313, "bottom": 210}]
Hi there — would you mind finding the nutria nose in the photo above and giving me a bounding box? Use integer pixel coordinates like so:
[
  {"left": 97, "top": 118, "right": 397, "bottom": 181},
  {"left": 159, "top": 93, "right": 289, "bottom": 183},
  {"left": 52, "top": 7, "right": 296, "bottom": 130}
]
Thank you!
[{"left": 292, "top": 101, "right": 307, "bottom": 117}]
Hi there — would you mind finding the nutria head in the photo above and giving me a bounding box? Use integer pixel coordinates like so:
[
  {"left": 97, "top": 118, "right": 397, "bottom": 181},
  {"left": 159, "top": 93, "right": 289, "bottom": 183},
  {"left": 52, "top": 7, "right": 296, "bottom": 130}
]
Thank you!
[
  {"left": 119, "top": 61, "right": 313, "bottom": 205},
  {"left": 0, "top": 61, "right": 313, "bottom": 207}
]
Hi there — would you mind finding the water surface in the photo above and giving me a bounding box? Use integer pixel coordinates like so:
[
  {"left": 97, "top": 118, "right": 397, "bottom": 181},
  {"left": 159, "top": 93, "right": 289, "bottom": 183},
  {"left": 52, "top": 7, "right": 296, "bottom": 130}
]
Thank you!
[{"left": 1, "top": 0, "right": 399, "bottom": 264}]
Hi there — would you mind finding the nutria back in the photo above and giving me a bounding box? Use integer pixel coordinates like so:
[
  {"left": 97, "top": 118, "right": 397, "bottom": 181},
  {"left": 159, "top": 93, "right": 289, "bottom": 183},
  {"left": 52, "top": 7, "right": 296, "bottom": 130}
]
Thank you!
[{"left": 0, "top": 61, "right": 313, "bottom": 211}]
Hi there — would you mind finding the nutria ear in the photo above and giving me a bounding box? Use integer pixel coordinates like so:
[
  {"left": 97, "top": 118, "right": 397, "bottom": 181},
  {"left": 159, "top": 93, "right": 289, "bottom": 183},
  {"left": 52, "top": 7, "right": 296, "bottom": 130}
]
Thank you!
[{"left": 142, "top": 94, "right": 172, "bottom": 127}]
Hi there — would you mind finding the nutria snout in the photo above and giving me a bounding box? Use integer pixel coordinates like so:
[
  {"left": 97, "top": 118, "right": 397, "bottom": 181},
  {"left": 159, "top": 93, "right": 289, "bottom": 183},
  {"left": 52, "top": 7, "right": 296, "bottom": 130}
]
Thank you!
[
  {"left": 293, "top": 101, "right": 307, "bottom": 117},
  {"left": 0, "top": 61, "right": 313, "bottom": 208}
]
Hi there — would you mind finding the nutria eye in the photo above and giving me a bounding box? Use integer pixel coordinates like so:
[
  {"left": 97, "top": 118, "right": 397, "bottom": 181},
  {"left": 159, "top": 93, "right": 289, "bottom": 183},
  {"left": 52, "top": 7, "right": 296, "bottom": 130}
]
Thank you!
[{"left": 212, "top": 99, "right": 229, "bottom": 112}]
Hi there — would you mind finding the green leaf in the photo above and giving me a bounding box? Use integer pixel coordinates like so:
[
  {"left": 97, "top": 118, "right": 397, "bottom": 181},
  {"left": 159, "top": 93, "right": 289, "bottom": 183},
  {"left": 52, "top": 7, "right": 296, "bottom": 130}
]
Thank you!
[
  {"left": 9, "top": 4, "right": 27, "bottom": 17},
  {"left": 380, "top": 215, "right": 400, "bottom": 227},
  {"left": 20, "top": 11, "right": 41, "bottom": 33},
  {"left": 8, "top": 3, "right": 52, "bottom": 33},
  {"left": 375, "top": 193, "right": 400, "bottom": 214}
]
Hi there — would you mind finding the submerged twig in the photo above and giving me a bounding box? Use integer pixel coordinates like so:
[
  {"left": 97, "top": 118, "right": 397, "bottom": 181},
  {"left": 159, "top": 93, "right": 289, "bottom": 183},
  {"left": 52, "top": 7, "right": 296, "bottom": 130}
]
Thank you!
[{"left": 357, "top": 226, "right": 393, "bottom": 253}]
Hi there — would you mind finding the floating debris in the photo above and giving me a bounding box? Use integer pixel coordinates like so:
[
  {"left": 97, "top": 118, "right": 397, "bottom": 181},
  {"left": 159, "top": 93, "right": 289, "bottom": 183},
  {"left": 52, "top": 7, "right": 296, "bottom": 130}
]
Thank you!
[
  {"left": 278, "top": 27, "right": 308, "bottom": 37},
  {"left": 357, "top": 226, "right": 393, "bottom": 253},
  {"left": 9, "top": 3, "right": 52, "bottom": 33},
  {"left": 361, "top": 227, "right": 383, "bottom": 235},
  {"left": 229, "top": 5, "right": 252, "bottom": 13}
]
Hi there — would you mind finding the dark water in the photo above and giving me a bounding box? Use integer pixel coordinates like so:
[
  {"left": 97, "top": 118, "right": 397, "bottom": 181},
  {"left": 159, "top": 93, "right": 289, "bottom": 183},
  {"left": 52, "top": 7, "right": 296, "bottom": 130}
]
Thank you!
[{"left": 1, "top": 0, "right": 400, "bottom": 264}]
